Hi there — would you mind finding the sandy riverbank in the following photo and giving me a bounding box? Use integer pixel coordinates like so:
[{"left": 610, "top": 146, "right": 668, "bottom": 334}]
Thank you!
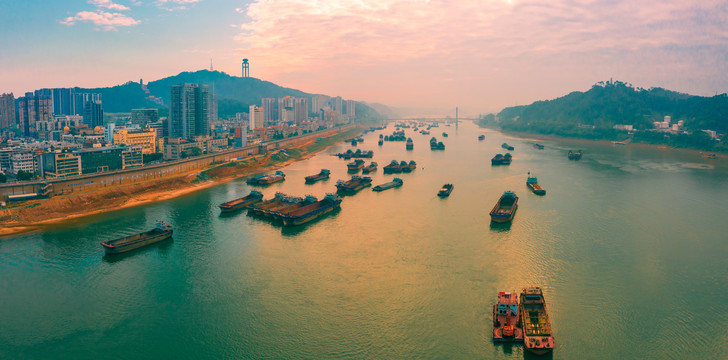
[{"left": 0, "top": 127, "right": 363, "bottom": 238}]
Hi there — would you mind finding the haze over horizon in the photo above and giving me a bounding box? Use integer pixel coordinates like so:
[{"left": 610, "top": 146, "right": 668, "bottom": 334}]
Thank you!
[{"left": 2, "top": 0, "right": 727, "bottom": 115}]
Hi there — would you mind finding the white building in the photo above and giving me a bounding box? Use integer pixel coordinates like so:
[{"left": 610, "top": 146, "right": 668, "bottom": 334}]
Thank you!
[
  {"left": 249, "top": 105, "right": 264, "bottom": 130},
  {"left": 10, "top": 152, "right": 37, "bottom": 174}
]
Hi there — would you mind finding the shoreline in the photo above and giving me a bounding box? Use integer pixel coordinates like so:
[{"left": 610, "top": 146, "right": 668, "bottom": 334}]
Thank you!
[
  {"left": 493, "top": 128, "right": 727, "bottom": 158},
  {"left": 0, "top": 127, "right": 362, "bottom": 238}
]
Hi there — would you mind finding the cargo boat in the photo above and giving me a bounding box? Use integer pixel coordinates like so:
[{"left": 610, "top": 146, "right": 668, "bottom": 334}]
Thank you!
[
  {"left": 568, "top": 150, "right": 583, "bottom": 160},
  {"left": 442, "top": 132, "right": 448, "bottom": 137},
  {"left": 701, "top": 153, "right": 717, "bottom": 159},
  {"left": 248, "top": 170, "right": 285, "bottom": 185},
  {"left": 478, "top": 134, "right": 485, "bottom": 141},
  {"left": 362, "top": 162, "right": 378, "bottom": 174},
  {"left": 489, "top": 191, "right": 518, "bottom": 222},
  {"left": 336, "top": 176, "right": 372, "bottom": 193},
  {"left": 401, "top": 160, "right": 417, "bottom": 173},
  {"left": 493, "top": 291, "right": 523, "bottom": 342},
  {"left": 430, "top": 137, "right": 446, "bottom": 150},
  {"left": 218, "top": 190, "right": 264, "bottom": 213},
  {"left": 406, "top": 138, "right": 414, "bottom": 150},
  {"left": 533, "top": 143, "right": 544, "bottom": 149},
  {"left": 305, "top": 169, "right": 330, "bottom": 183},
  {"left": 378, "top": 139, "right": 384, "bottom": 146},
  {"left": 491, "top": 153, "right": 512, "bottom": 165},
  {"left": 248, "top": 193, "right": 302, "bottom": 217},
  {"left": 526, "top": 172, "right": 546, "bottom": 195},
  {"left": 264, "top": 195, "right": 318, "bottom": 221},
  {"left": 437, "top": 184, "right": 453, "bottom": 197},
  {"left": 347, "top": 159, "right": 365, "bottom": 172},
  {"left": 502, "top": 143, "right": 514, "bottom": 151},
  {"left": 519, "top": 287, "right": 555, "bottom": 355},
  {"left": 383, "top": 160, "right": 402, "bottom": 174},
  {"left": 281, "top": 194, "right": 342, "bottom": 226},
  {"left": 101, "top": 220, "right": 173, "bottom": 255},
  {"left": 372, "top": 178, "right": 403, "bottom": 192}
]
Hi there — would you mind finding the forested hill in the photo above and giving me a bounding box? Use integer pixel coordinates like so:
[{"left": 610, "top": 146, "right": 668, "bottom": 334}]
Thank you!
[
  {"left": 496, "top": 81, "right": 728, "bottom": 133},
  {"left": 76, "top": 70, "right": 385, "bottom": 121}
]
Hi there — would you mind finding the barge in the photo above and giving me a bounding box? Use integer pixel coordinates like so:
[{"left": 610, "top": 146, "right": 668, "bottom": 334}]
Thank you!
[
  {"left": 281, "top": 194, "right": 342, "bottom": 226},
  {"left": 361, "top": 162, "right": 378, "bottom": 174},
  {"left": 101, "top": 221, "right": 173, "bottom": 254},
  {"left": 336, "top": 176, "right": 372, "bottom": 193},
  {"left": 502, "top": 143, "right": 515, "bottom": 151},
  {"left": 247, "top": 170, "right": 285, "bottom": 185},
  {"left": 491, "top": 153, "right": 512, "bottom": 165},
  {"left": 372, "top": 178, "right": 403, "bottom": 192},
  {"left": 305, "top": 169, "right": 330, "bottom": 183},
  {"left": 526, "top": 173, "right": 546, "bottom": 195},
  {"left": 437, "top": 184, "right": 453, "bottom": 197},
  {"left": 218, "top": 190, "right": 264, "bottom": 213},
  {"left": 520, "top": 287, "right": 555, "bottom": 355},
  {"left": 489, "top": 191, "right": 518, "bottom": 222}
]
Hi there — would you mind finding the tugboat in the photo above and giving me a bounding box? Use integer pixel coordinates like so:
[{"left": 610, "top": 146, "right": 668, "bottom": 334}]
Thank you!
[
  {"left": 478, "top": 134, "right": 485, "bottom": 141},
  {"left": 347, "top": 159, "right": 365, "bottom": 172},
  {"left": 526, "top": 172, "right": 546, "bottom": 195},
  {"left": 491, "top": 153, "right": 512, "bottom": 165},
  {"left": 305, "top": 169, "right": 331, "bottom": 183},
  {"left": 406, "top": 138, "right": 414, "bottom": 150},
  {"left": 361, "top": 162, "right": 378, "bottom": 174},
  {"left": 519, "top": 287, "right": 555, "bottom": 355},
  {"left": 437, "top": 184, "right": 453, "bottom": 197},
  {"left": 493, "top": 291, "right": 523, "bottom": 342},
  {"left": 372, "top": 178, "right": 403, "bottom": 192},
  {"left": 335, "top": 176, "right": 373, "bottom": 194},
  {"left": 489, "top": 191, "right": 518, "bottom": 222},
  {"left": 101, "top": 221, "right": 173, "bottom": 255},
  {"left": 281, "top": 194, "right": 342, "bottom": 226},
  {"left": 383, "top": 160, "right": 402, "bottom": 174},
  {"left": 502, "top": 143, "right": 515, "bottom": 151},
  {"left": 218, "top": 190, "right": 264, "bottom": 213}
]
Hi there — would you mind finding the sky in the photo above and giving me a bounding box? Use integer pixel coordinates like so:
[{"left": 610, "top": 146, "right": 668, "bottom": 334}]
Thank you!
[{"left": 1, "top": 0, "right": 727, "bottom": 115}]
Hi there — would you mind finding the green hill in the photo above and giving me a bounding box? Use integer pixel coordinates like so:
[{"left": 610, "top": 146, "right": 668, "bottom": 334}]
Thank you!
[{"left": 76, "top": 70, "right": 385, "bottom": 120}]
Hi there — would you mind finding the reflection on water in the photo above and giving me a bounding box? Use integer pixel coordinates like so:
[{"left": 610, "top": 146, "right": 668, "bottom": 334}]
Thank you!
[{"left": 1, "top": 121, "right": 727, "bottom": 359}]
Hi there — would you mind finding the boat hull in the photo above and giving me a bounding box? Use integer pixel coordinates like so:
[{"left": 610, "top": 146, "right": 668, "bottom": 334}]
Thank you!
[
  {"left": 527, "top": 182, "right": 546, "bottom": 195},
  {"left": 218, "top": 197, "right": 262, "bottom": 213},
  {"left": 490, "top": 205, "right": 517, "bottom": 222},
  {"left": 305, "top": 175, "right": 329, "bottom": 183},
  {"left": 281, "top": 201, "right": 341, "bottom": 226},
  {"left": 101, "top": 230, "right": 173, "bottom": 254}
]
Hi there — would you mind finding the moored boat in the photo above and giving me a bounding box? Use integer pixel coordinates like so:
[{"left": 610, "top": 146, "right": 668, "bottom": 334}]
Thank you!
[
  {"left": 361, "top": 162, "right": 378, "bottom": 174},
  {"left": 347, "top": 159, "right": 365, "bottom": 172},
  {"left": 248, "top": 170, "right": 286, "bottom": 185},
  {"left": 491, "top": 153, "right": 512, "bottom": 165},
  {"left": 519, "top": 287, "right": 555, "bottom": 355},
  {"left": 533, "top": 143, "right": 544, "bottom": 149},
  {"left": 701, "top": 153, "right": 717, "bottom": 159},
  {"left": 383, "top": 160, "right": 402, "bottom": 174},
  {"left": 437, "top": 184, "right": 453, "bottom": 197},
  {"left": 502, "top": 143, "right": 514, "bottom": 151},
  {"left": 335, "top": 175, "right": 373, "bottom": 193},
  {"left": 568, "top": 150, "right": 583, "bottom": 160},
  {"left": 378, "top": 139, "right": 384, "bottom": 146},
  {"left": 401, "top": 160, "right": 417, "bottom": 173},
  {"left": 442, "top": 132, "right": 448, "bottom": 137},
  {"left": 406, "top": 138, "right": 414, "bottom": 150},
  {"left": 218, "top": 190, "right": 264, "bottom": 213},
  {"left": 248, "top": 193, "right": 302, "bottom": 216},
  {"left": 281, "top": 194, "right": 342, "bottom": 226},
  {"left": 478, "top": 134, "right": 485, "bottom": 141},
  {"left": 305, "top": 169, "right": 331, "bottom": 183},
  {"left": 526, "top": 172, "right": 546, "bottom": 195},
  {"left": 493, "top": 291, "right": 523, "bottom": 342},
  {"left": 101, "top": 220, "right": 173, "bottom": 255},
  {"left": 489, "top": 191, "right": 518, "bottom": 222},
  {"left": 264, "top": 195, "right": 318, "bottom": 221},
  {"left": 372, "top": 178, "right": 403, "bottom": 192}
]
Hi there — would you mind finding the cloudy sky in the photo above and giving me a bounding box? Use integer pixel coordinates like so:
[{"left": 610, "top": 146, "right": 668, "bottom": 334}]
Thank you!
[{"left": 1, "top": 0, "right": 727, "bottom": 115}]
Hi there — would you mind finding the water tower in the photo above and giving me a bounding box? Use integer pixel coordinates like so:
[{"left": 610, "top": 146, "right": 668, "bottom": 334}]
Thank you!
[{"left": 242, "top": 58, "right": 249, "bottom": 78}]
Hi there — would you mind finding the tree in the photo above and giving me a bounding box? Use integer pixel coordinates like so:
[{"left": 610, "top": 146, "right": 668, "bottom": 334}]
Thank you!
[
  {"left": 16, "top": 170, "right": 33, "bottom": 181},
  {"left": 189, "top": 147, "right": 203, "bottom": 157},
  {"left": 0, "top": 172, "right": 7, "bottom": 183}
]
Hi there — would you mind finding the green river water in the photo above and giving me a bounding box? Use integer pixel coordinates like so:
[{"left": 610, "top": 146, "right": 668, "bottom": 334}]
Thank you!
[{"left": 1, "top": 121, "right": 727, "bottom": 359}]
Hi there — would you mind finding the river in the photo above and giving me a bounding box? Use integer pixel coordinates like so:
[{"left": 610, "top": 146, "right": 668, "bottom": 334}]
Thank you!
[{"left": 1, "top": 121, "right": 727, "bottom": 359}]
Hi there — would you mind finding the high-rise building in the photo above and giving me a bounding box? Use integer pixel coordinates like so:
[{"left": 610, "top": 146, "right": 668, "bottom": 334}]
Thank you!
[
  {"left": 345, "top": 100, "right": 356, "bottom": 117},
  {"left": 249, "top": 105, "right": 264, "bottom": 130},
  {"left": 294, "top": 97, "right": 308, "bottom": 123},
  {"left": 169, "top": 83, "right": 210, "bottom": 140},
  {"left": 311, "top": 95, "right": 330, "bottom": 114},
  {"left": 0, "top": 93, "right": 16, "bottom": 130},
  {"left": 18, "top": 92, "right": 52, "bottom": 137},
  {"left": 83, "top": 100, "right": 104, "bottom": 128},
  {"left": 51, "top": 88, "right": 73, "bottom": 115},
  {"left": 330, "top": 96, "right": 343, "bottom": 114},
  {"left": 131, "top": 108, "right": 159, "bottom": 127},
  {"left": 72, "top": 92, "right": 102, "bottom": 116},
  {"left": 277, "top": 96, "right": 294, "bottom": 122},
  {"left": 261, "top": 98, "right": 277, "bottom": 124}
]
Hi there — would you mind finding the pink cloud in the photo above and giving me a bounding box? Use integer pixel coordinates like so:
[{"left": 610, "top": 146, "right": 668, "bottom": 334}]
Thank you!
[
  {"left": 89, "top": 0, "right": 130, "bottom": 11},
  {"left": 60, "top": 11, "right": 141, "bottom": 31}
]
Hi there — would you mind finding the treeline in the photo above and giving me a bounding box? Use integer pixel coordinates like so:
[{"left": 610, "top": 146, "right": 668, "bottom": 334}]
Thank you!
[{"left": 484, "top": 80, "right": 728, "bottom": 151}]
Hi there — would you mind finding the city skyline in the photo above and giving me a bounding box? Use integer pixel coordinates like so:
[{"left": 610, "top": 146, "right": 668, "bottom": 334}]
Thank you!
[{"left": 1, "top": 0, "right": 727, "bottom": 114}]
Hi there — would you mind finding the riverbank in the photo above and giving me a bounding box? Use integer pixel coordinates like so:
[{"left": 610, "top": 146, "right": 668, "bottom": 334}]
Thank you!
[
  {"left": 493, "top": 128, "right": 728, "bottom": 159},
  {"left": 0, "top": 127, "right": 363, "bottom": 238}
]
